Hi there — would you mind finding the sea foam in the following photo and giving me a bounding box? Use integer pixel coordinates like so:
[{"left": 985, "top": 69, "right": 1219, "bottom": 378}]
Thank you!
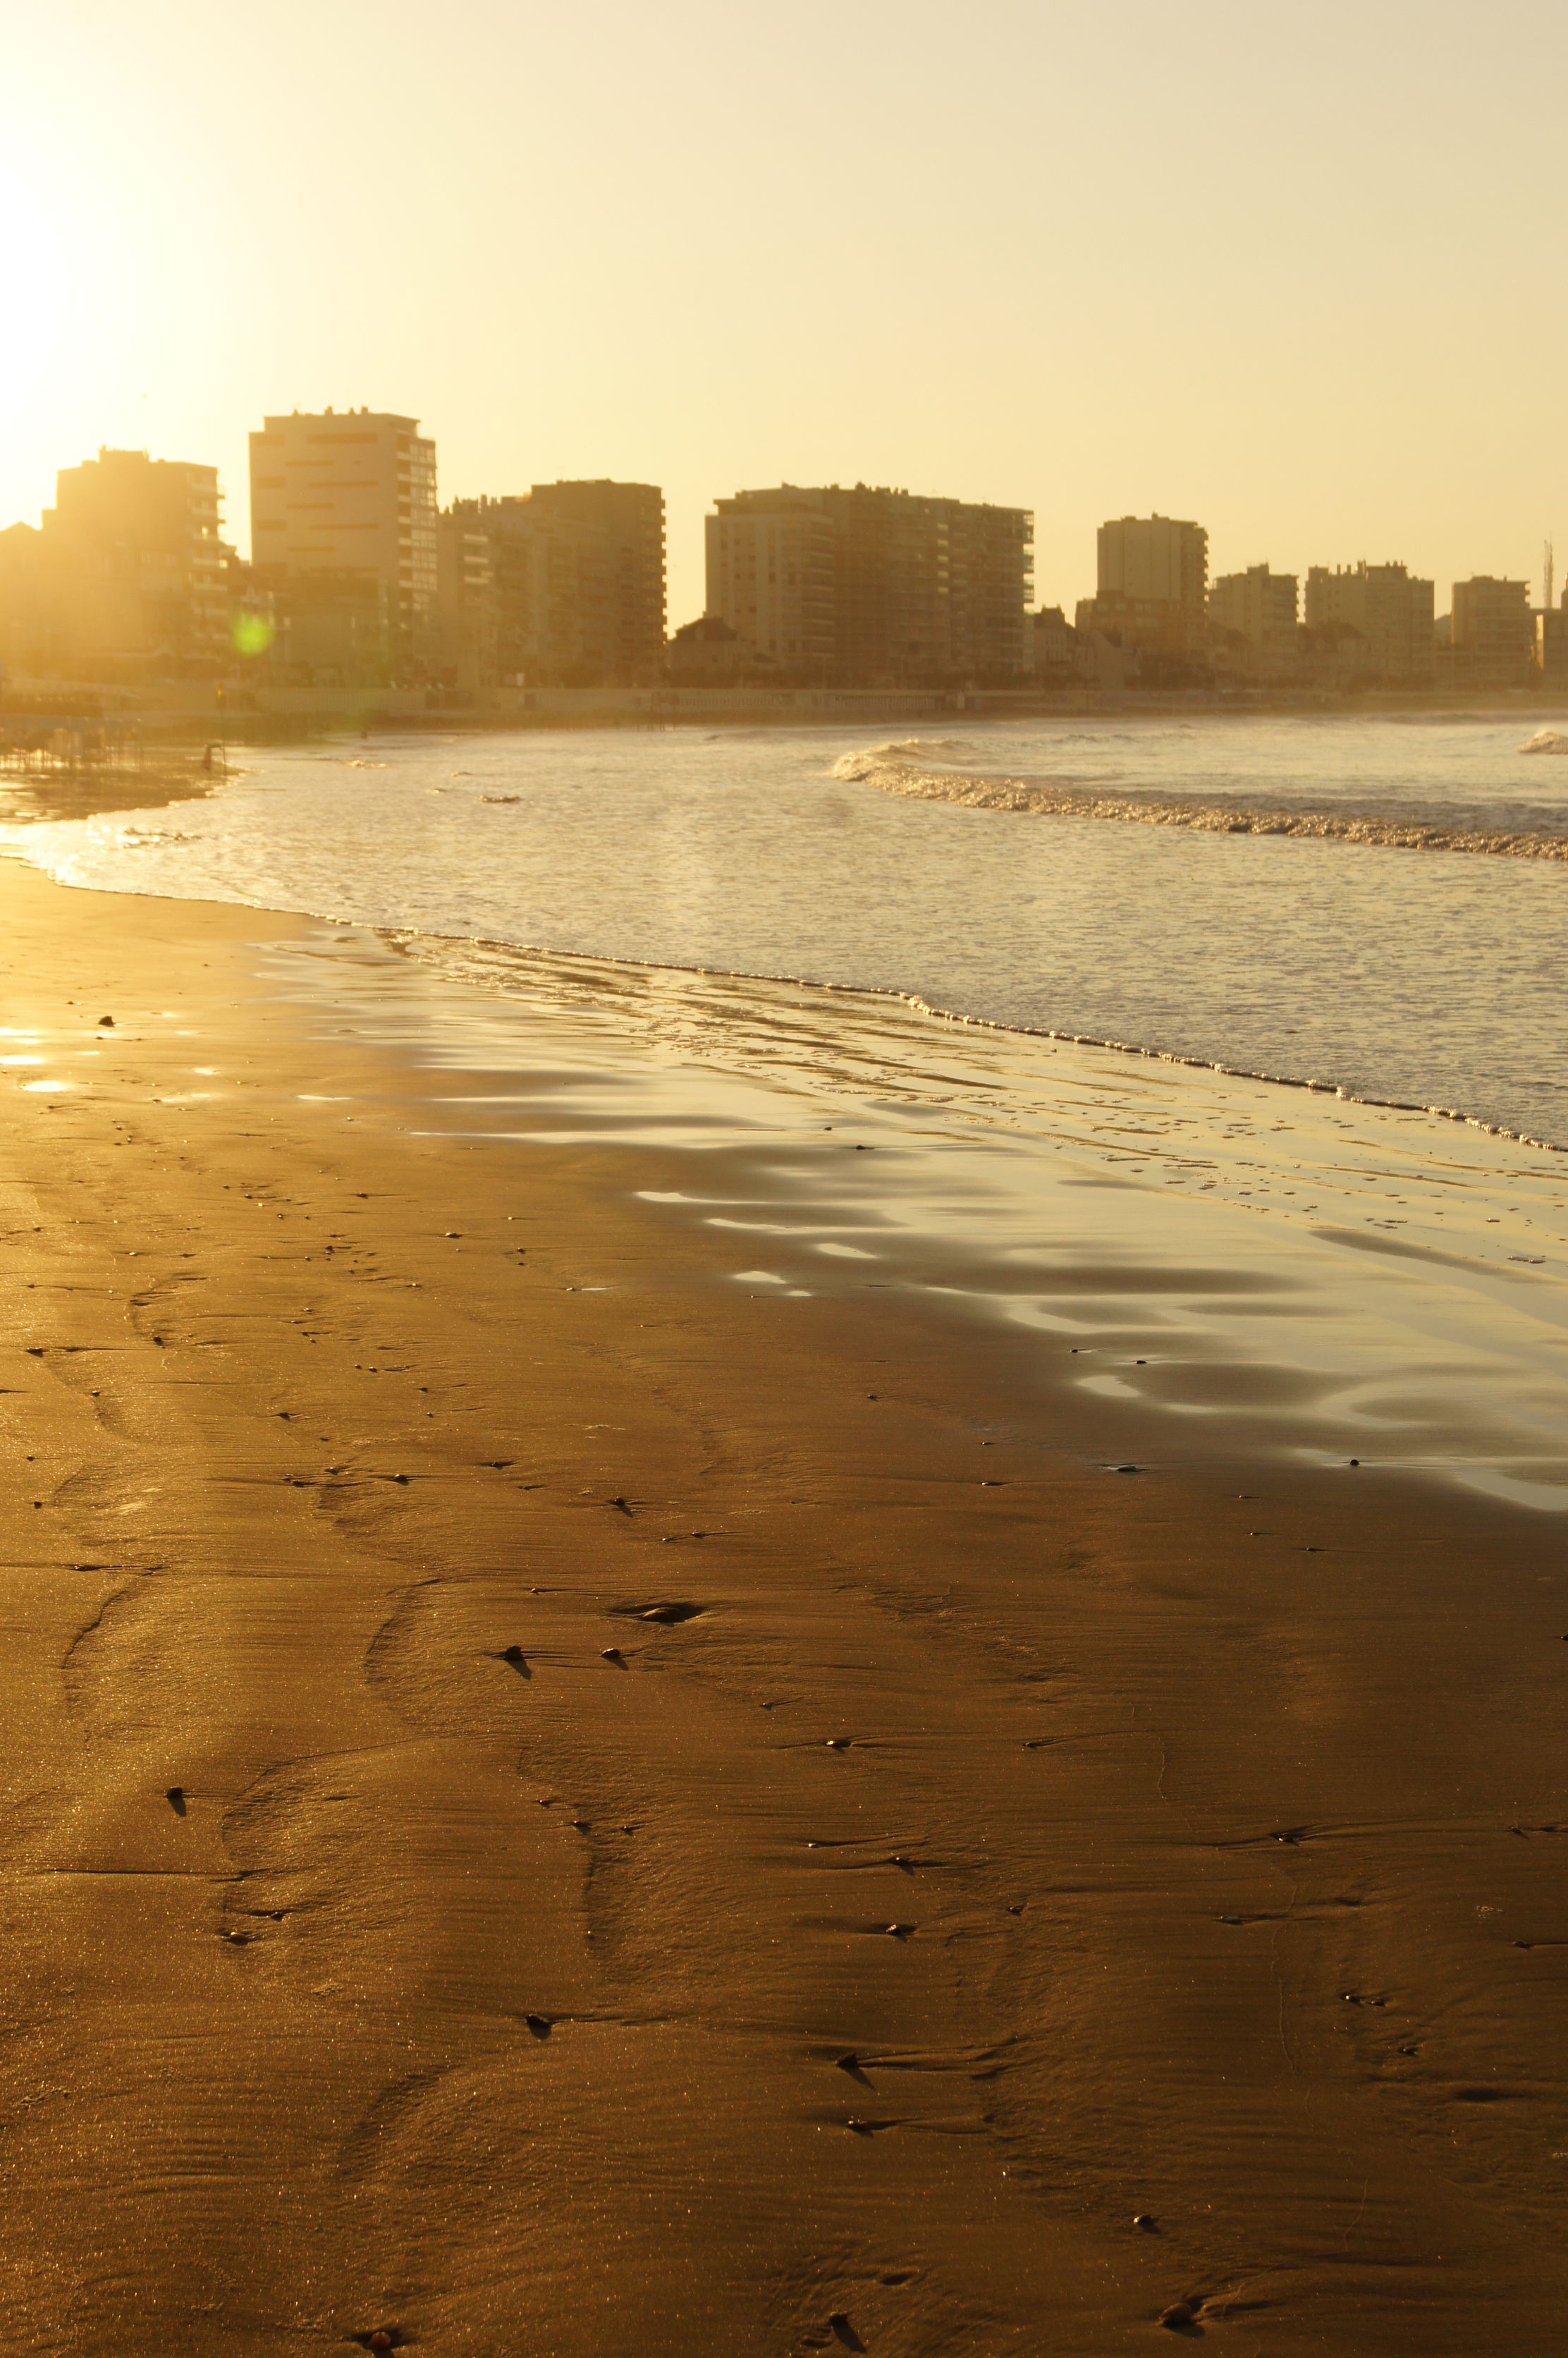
[{"left": 831, "top": 748, "right": 1568, "bottom": 860}]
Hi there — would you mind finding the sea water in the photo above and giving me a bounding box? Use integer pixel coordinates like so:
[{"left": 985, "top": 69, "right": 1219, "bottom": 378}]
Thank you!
[
  {"left": 6, "top": 711, "right": 1564, "bottom": 1142},
  {"left": 4, "top": 711, "right": 1566, "bottom": 1500}
]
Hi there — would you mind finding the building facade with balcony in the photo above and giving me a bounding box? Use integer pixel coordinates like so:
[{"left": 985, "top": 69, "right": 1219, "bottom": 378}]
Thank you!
[
  {"left": 249, "top": 410, "right": 437, "bottom": 678},
  {"left": 1447, "top": 576, "right": 1534, "bottom": 687},
  {"left": 1074, "top": 515, "right": 1210, "bottom": 674},
  {"left": 1, "top": 447, "right": 229, "bottom": 676},
  {"left": 1208, "top": 564, "right": 1299, "bottom": 679},
  {"left": 450, "top": 482, "right": 665, "bottom": 687},
  {"left": 1303, "top": 562, "right": 1435, "bottom": 685},
  {"left": 705, "top": 484, "right": 1032, "bottom": 685}
]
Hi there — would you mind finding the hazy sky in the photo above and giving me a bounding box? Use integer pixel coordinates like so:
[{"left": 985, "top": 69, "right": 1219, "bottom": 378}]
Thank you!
[{"left": 4, "top": 0, "right": 1564, "bottom": 622}]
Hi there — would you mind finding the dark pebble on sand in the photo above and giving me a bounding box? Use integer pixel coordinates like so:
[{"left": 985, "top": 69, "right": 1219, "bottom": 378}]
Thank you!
[
  {"left": 525, "top": 2013, "right": 552, "bottom": 2037},
  {"left": 503, "top": 1644, "right": 525, "bottom": 1663},
  {"left": 1158, "top": 2301, "right": 1198, "bottom": 2330},
  {"left": 835, "top": 2051, "right": 861, "bottom": 2074},
  {"left": 825, "top": 1737, "right": 851, "bottom": 1749},
  {"left": 1134, "top": 2213, "right": 1158, "bottom": 2231},
  {"left": 829, "top": 2317, "right": 866, "bottom": 2351},
  {"left": 883, "top": 1922, "right": 914, "bottom": 1938},
  {"left": 601, "top": 1647, "right": 624, "bottom": 1663},
  {"left": 98, "top": 1015, "right": 114, "bottom": 1027},
  {"left": 166, "top": 1786, "right": 186, "bottom": 1815}
]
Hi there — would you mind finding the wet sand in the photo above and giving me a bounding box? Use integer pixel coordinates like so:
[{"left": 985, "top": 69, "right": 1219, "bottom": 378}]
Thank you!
[{"left": 2, "top": 854, "right": 1567, "bottom": 2355}]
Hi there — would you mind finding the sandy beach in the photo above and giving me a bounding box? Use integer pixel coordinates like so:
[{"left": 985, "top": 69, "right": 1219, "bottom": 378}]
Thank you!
[{"left": 2, "top": 851, "right": 1566, "bottom": 2356}]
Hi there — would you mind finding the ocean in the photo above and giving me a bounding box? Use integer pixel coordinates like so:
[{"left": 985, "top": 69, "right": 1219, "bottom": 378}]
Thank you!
[{"left": 4, "top": 710, "right": 1566, "bottom": 1503}]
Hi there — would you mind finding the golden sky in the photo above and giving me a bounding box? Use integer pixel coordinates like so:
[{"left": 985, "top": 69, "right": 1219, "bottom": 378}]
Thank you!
[{"left": 4, "top": 0, "right": 1564, "bottom": 621}]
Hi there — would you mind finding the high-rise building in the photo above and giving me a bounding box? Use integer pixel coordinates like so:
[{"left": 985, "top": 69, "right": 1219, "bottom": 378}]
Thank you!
[
  {"left": 705, "top": 489, "right": 836, "bottom": 676},
  {"left": 0, "top": 523, "right": 49, "bottom": 674},
  {"left": 704, "top": 484, "right": 1032, "bottom": 684},
  {"left": 1449, "top": 576, "right": 1533, "bottom": 685},
  {"left": 449, "top": 482, "right": 665, "bottom": 686},
  {"left": 1303, "top": 563, "right": 1435, "bottom": 683},
  {"left": 1075, "top": 515, "right": 1209, "bottom": 662},
  {"left": 435, "top": 513, "right": 497, "bottom": 694},
  {"left": 524, "top": 482, "right": 665, "bottom": 681},
  {"left": 1208, "top": 565, "right": 1299, "bottom": 677},
  {"left": 1536, "top": 602, "right": 1568, "bottom": 688},
  {"left": 6, "top": 448, "right": 229, "bottom": 675},
  {"left": 248, "top": 410, "right": 437, "bottom": 678}
]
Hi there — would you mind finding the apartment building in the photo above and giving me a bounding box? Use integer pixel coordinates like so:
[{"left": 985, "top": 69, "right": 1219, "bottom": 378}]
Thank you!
[
  {"left": 450, "top": 482, "right": 665, "bottom": 686},
  {"left": 1449, "top": 576, "right": 1533, "bottom": 685},
  {"left": 1208, "top": 565, "right": 1298, "bottom": 677},
  {"left": 704, "top": 489, "right": 836, "bottom": 675},
  {"left": 0, "top": 447, "right": 228, "bottom": 676},
  {"left": 1303, "top": 562, "right": 1435, "bottom": 684},
  {"left": 435, "top": 513, "right": 497, "bottom": 693},
  {"left": 1076, "top": 515, "right": 1209, "bottom": 662},
  {"left": 1536, "top": 604, "right": 1568, "bottom": 687},
  {"left": 1029, "top": 605, "right": 1084, "bottom": 683},
  {"left": 705, "top": 484, "right": 1032, "bottom": 684},
  {"left": 249, "top": 410, "right": 438, "bottom": 676}
]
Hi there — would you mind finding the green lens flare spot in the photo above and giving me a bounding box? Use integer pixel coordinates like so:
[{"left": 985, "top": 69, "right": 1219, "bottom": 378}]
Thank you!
[{"left": 231, "top": 610, "right": 275, "bottom": 658}]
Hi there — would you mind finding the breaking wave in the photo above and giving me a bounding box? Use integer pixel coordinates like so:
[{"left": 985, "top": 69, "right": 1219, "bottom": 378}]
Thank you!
[{"left": 831, "top": 750, "right": 1568, "bottom": 860}]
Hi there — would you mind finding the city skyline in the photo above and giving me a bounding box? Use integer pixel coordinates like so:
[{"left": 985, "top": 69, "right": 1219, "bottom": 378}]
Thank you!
[
  {"left": 4, "top": 424, "right": 1555, "bottom": 694},
  {"left": 0, "top": 420, "right": 1559, "bottom": 636},
  {"left": 4, "top": 1, "right": 1564, "bottom": 628}
]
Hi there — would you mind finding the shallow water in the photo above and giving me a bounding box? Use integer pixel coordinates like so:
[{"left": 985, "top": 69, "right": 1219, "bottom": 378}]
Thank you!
[
  {"left": 6, "top": 714, "right": 1566, "bottom": 1501},
  {"left": 247, "top": 926, "right": 1568, "bottom": 1510},
  {"left": 4, "top": 713, "right": 1567, "bottom": 1144}
]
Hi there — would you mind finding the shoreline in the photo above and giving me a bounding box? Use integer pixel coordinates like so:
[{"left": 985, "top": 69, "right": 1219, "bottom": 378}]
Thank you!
[
  {"left": 380, "top": 916, "right": 1568, "bottom": 1153},
  {"left": 3, "top": 855, "right": 1567, "bottom": 2348},
  {"left": 9, "top": 831, "right": 1568, "bottom": 1167}
]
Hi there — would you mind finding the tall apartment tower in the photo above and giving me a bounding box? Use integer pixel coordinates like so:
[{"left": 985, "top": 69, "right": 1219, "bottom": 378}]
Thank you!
[
  {"left": 524, "top": 482, "right": 666, "bottom": 680},
  {"left": 1450, "top": 576, "right": 1533, "bottom": 684},
  {"left": 451, "top": 482, "right": 665, "bottom": 686},
  {"left": 1303, "top": 563, "right": 1435, "bottom": 683},
  {"left": 1208, "top": 565, "right": 1298, "bottom": 676},
  {"left": 37, "top": 447, "right": 228, "bottom": 671},
  {"left": 704, "top": 489, "right": 836, "bottom": 674},
  {"left": 1077, "top": 515, "right": 1209, "bottom": 659},
  {"left": 249, "top": 410, "right": 438, "bottom": 675},
  {"left": 704, "top": 484, "right": 1032, "bottom": 684}
]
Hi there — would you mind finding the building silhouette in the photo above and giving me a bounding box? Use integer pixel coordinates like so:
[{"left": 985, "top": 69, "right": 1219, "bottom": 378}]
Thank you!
[
  {"left": 1075, "top": 515, "right": 1209, "bottom": 671},
  {"left": 448, "top": 483, "right": 665, "bottom": 687},
  {"left": 1447, "top": 576, "right": 1533, "bottom": 687},
  {"left": 0, "top": 448, "right": 226, "bottom": 678},
  {"left": 435, "top": 513, "right": 497, "bottom": 694},
  {"left": 249, "top": 410, "right": 437, "bottom": 680},
  {"left": 705, "top": 484, "right": 1032, "bottom": 685},
  {"left": 1303, "top": 562, "right": 1435, "bottom": 685},
  {"left": 1208, "top": 564, "right": 1298, "bottom": 680}
]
